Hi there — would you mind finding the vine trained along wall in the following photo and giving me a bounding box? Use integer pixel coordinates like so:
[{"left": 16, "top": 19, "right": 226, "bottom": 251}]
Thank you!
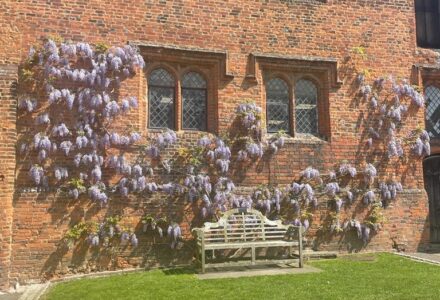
[{"left": 12, "top": 39, "right": 430, "bottom": 283}]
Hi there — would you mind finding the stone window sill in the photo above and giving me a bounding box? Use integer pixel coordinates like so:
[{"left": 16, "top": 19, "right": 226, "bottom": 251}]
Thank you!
[{"left": 266, "top": 133, "right": 328, "bottom": 145}]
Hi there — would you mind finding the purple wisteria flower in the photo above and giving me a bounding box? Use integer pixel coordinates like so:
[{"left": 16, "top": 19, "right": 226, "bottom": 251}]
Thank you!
[{"left": 301, "top": 167, "right": 320, "bottom": 180}]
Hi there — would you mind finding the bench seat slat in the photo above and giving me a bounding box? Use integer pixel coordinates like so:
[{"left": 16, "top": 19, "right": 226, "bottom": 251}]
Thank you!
[
  {"left": 204, "top": 240, "right": 299, "bottom": 250},
  {"left": 205, "top": 236, "right": 290, "bottom": 242}
]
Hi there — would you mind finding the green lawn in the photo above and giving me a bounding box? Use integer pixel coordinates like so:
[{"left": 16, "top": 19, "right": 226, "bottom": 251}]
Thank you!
[{"left": 43, "top": 253, "right": 440, "bottom": 300}]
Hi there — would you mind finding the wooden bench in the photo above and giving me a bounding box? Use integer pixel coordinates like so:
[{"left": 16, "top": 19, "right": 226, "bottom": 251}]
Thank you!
[{"left": 192, "top": 208, "right": 303, "bottom": 273}]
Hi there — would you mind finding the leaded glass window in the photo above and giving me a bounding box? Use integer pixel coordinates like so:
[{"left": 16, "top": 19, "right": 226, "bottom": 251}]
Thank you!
[
  {"left": 148, "top": 68, "right": 175, "bottom": 129},
  {"left": 295, "top": 79, "right": 318, "bottom": 135},
  {"left": 182, "top": 72, "right": 207, "bottom": 130},
  {"left": 266, "top": 78, "right": 290, "bottom": 133},
  {"left": 415, "top": 0, "right": 440, "bottom": 49},
  {"left": 425, "top": 85, "right": 440, "bottom": 138}
]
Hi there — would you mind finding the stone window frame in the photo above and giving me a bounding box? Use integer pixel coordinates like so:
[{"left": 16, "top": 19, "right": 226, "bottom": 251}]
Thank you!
[
  {"left": 132, "top": 42, "right": 233, "bottom": 134},
  {"left": 413, "top": 64, "right": 440, "bottom": 152},
  {"left": 145, "top": 64, "right": 210, "bottom": 132},
  {"left": 248, "top": 53, "right": 341, "bottom": 141},
  {"left": 263, "top": 71, "right": 324, "bottom": 138}
]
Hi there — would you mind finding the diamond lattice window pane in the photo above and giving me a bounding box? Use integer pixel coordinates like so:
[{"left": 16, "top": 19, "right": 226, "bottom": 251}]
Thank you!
[
  {"left": 182, "top": 89, "right": 206, "bottom": 130},
  {"left": 148, "top": 87, "right": 175, "bottom": 129},
  {"left": 295, "top": 79, "right": 317, "bottom": 105},
  {"left": 425, "top": 86, "right": 440, "bottom": 138},
  {"left": 296, "top": 108, "right": 317, "bottom": 134},
  {"left": 149, "top": 68, "right": 175, "bottom": 87},
  {"left": 266, "top": 78, "right": 290, "bottom": 133},
  {"left": 295, "top": 79, "right": 318, "bottom": 135},
  {"left": 182, "top": 72, "right": 207, "bottom": 88}
]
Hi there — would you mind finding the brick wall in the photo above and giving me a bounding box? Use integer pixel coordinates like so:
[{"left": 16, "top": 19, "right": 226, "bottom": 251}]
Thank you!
[
  {"left": 0, "top": 64, "right": 18, "bottom": 291},
  {"left": 0, "top": 0, "right": 439, "bottom": 289},
  {"left": 0, "top": 2, "right": 21, "bottom": 289}
]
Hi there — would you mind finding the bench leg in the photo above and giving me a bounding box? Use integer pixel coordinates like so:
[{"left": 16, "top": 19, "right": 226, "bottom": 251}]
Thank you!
[
  {"left": 251, "top": 246, "right": 256, "bottom": 265},
  {"left": 298, "top": 228, "right": 304, "bottom": 268},
  {"left": 195, "top": 246, "right": 200, "bottom": 261},
  {"left": 201, "top": 248, "right": 206, "bottom": 274}
]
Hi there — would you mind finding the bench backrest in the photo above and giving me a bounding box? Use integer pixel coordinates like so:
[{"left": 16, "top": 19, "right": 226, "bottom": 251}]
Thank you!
[{"left": 195, "top": 208, "right": 299, "bottom": 244}]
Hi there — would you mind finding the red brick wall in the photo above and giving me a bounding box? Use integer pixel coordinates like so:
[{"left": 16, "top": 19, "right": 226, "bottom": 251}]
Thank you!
[
  {"left": 0, "top": 2, "right": 21, "bottom": 289},
  {"left": 1, "top": 0, "right": 439, "bottom": 289},
  {"left": 0, "top": 64, "right": 18, "bottom": 290}
]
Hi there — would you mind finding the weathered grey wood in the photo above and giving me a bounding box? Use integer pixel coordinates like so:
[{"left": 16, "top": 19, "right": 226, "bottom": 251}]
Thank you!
[
  {"left": 201, "top": 232, "right": 206, "bottom": 274},
  {"left": 298, "top": 223, "right": 303, "bottom": 268},
  {"left": 204, "top": 240, "right": 298, "bottom": 250},
  {"left": 192, "top": 208, "right": 304, "bottom": 272}
]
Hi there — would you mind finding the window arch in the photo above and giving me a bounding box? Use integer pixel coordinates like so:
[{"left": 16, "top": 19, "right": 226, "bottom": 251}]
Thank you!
[
  {"left": 181, "top": 71, "right": 207, "bottom": 130},
  {"left": 148, "top": 68, "right": 175, "bottom": 129},
  {"left": 266, "top": 77, "right": 290, "bottom": 133},
  {"left": 295, "top": 79, "right": 318, "bottom": 135},
  {"left": 425, "top": 85, "right": 440, "bottom": 138}
]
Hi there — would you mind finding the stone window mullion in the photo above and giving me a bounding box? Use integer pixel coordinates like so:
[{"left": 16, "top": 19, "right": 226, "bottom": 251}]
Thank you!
[
  {"left": 290, "top": 76, "right": 296, "bottom": 136},
  {"left": 176, "top": 77, "right": 182, "bottom": 131}
]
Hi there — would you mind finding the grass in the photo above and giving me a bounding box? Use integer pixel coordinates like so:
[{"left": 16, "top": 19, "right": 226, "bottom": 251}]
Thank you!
[{"left": 43, "top": 253, "right": 440, "bottom": 300}]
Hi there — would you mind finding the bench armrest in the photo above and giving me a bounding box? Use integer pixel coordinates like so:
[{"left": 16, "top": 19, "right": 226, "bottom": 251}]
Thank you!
[{"left": 191, "top": 228, "right": 204, "bottom": 239}]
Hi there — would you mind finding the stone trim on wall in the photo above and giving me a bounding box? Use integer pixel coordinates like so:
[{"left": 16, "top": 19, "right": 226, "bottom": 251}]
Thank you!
[
  {"left": 129, "top": 41, "right": 234, "bottom": 81},
  {"left": 246, "top": 53, "right": 342, "bottom": 89}
]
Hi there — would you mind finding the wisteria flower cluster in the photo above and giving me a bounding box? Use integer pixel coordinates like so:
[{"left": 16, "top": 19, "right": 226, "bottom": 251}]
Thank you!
[
  {"left": 141, "top": 215, "right": 167, "bottom": 237},
  {"left": 410, "top": 129, "right": 431, "bottom": 157},
  {"left": 379, "top": 181, "right": 403, "bottom": 202},
  {"left": 184, "top": 173, "right": 211, "bottom": 202},
  {"left": 64, "top": 216, "right": 137, "bottom": 249},
  {"left": 19, "top": 39, "right": 146, "bottom": 204},
  {"left": 363, "top": 163, "right": 377, "bottom": 185},
  {"left": 235, "top": 102, "right": 263, "bottom": 137},
  {"left": 92, "top": 216, "right": 138, "bottom": 248},
  {"left": 141, "top": 215, "right": 182, "bottom": 249},
  {"left": 300, "top": 167, "right": 320, "bottom": 181},
  {"left": 201, "top": 177, "right": 236, "bottom": 218},
  {"left": 252, "top": 185, "right": 283, "bottom": 215},
  {"left": 145, "top": 130, "right": 178, "bottom": 159},
  {"left": 234, "top": 103, "right": 287, "bottom": 162},
  {"left": 286, "top": 181, "right": 317, "bottom": 213},
  {"left": 343, "top": 219, "right": 372, "bottom": 244},
  {"left": 338, "top": 163, "right": 357, "bottom": 178},
  {"left": 196, "top": 136, "right": 232, "bottom": 174},
  {"left": 167, "top": 223, "right": 182, "bottom": 249},
  {"left": 267, "top": 134, "right": 285, "bottom": 154},
  {"left": 359, "top": 76, "right": 427, "bottom": 160}
]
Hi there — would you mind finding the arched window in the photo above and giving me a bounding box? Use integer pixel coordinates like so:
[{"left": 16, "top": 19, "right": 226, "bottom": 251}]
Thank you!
[
  {"left": 425, "top": 85, "right": 440, "bottom": 138},
  {"left": 295, "top": 79, "right": 318, "bottom": 135},
  {"left": 182, "top": 72, "right": 207, "bottom": 130},
  {"left": 148, "top": 68, "right": 175, "bottom": 129},
  {"left": 266, "top": 78, "right": 290, "bottom": 133}
]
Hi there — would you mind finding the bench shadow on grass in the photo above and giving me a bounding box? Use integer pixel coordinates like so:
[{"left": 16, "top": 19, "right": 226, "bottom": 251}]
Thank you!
[{"left": 161, "top": 267, "right": 196, "bottom": 276}]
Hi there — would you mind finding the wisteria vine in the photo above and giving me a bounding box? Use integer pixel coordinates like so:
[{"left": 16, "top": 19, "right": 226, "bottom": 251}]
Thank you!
[{"left": 20, "top": 40, "right": 429, "bottom": 252}]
